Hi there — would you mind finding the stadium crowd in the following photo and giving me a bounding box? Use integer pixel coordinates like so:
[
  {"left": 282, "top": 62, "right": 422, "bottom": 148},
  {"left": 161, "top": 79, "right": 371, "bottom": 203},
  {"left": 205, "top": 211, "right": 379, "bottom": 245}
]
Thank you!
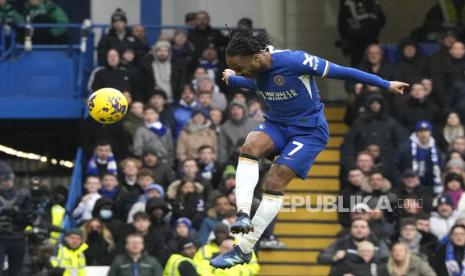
[{"left": 4, "top": 0, "right": 465, "bottom": 275}]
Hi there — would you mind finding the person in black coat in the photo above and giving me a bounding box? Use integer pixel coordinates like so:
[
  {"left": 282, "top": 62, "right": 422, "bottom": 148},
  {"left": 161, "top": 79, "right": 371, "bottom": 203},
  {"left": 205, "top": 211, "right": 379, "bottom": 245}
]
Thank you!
[
  {"left": 433, "top": 224, "right": 465, "bottom": 276},
  {"left": 337, "top": 0, "right": 385, "bottom": 66},
  {"left": 145, "top": 197, "right": 173, "bottom": 243},
  {"left": 341, "top": 93, "right": 407, "bottom": 171},
  {"left": 338, "top": 168, "right": 365, "bottom": 227},
  {"left": 82, "top": 218, "right": 116, "bottom": 266},
  {"left": 395, "top": 38, "right": 428, "bottom": 85},
  {"left": 437, "top": 41, "right": 465, "bottom": 106},
  {"left": 188, "top": 11, "right": 228, "bottom": 60},
  {"left": 395, "top": 169, "right": 434, "bottom": 213},
  {"left": 97, "top": 8, "right": 145, "bottom": 65},
  {"left": 395, "top": 83, "right": 440, "bottom": 132},
  {"left": 92, "top": 197, "right": 125, "bottom": 243}
]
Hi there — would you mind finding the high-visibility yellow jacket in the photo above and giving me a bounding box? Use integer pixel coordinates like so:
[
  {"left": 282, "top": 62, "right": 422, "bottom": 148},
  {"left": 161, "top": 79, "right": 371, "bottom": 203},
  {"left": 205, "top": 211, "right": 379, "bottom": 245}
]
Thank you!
[
  {"left": 50, "top": 242, "right": 88, "bottom": 276},
  {"left": 164, "top": 253, "right": 196, "bottom": 276},
  {"left": 50, "top": 204, "right": 66, "bottom": 244}
]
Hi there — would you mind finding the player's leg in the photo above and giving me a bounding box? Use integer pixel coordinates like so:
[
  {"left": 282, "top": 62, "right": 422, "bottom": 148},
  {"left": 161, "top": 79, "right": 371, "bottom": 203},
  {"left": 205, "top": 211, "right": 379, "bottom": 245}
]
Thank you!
[{"left": 232, "top": 123, "right": 284, "bottom": 234}]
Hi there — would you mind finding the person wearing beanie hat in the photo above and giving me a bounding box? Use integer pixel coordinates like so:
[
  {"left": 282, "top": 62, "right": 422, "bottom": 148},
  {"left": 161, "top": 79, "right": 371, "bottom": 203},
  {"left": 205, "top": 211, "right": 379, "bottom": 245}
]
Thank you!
[
  {"left": 430, "top": 194, "right": 459, "bottom": 239},
  {"left": 97, "top": 8, "right": 145, "bottom": 65},
  {"left": 218, "top": 100, "right": 258, "bottom": 164},
  {"left": 164, "top": 237, "right": 197, "bottom": 275},
  {"left": 444, "top": 173, "right": 465, "bottom": 208},
  {"left": 126, "top": 182, "right": 164, "bottom": 224},
  {"left": 50, "top": 227, "right": 88, "bottom": 276},
  {"left": 176, "top": 105, "right": 217, "bottom": 161}
]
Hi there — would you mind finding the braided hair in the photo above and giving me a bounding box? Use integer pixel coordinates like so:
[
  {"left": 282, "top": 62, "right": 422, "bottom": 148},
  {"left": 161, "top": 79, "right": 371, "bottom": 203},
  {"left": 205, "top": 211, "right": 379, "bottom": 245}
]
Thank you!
[{"left": 226, "top": 27, "right": 271, "bottom": 57}]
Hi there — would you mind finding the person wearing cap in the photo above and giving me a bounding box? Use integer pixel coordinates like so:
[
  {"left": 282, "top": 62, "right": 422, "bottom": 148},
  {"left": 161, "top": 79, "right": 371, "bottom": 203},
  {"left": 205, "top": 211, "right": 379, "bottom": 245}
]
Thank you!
[
  {"left": 396, "top": 82, "right": 440, "bottom": 131},
  {"left": 445, "top": 158, "right": 465, "bottom": 177},
  {"left": 0, "top": 162, "right": 31, "bottom": 276},
  {"left": 430, "top": 194, "right": 459, "bottom": 239},
  {"left": 164, "top": 237, "right": 198, "bottom": 276},
  {"left": 394, "top": 120, "right": 443, "bottom": 194},
  {"left": 97, "top": 8, "right": 145, "bottom": 65},
  {"left": 126, "top": 182, "right": 165, "bottom": 224},
  {"left": 177, "top": 108, "right": 217, "bottom": 162},
  {"left": 133, "top": 106, "right": 172, "bottom": 163},
  {"left": 50, "top": 228, "right": 88, "bottom": 276},
  {"left": 168, "top": 217, "right": 199, "bottom": 253},
  {"left": 218, "top": 100, "right": 258, "bottom": 165},
  {"left": 395, "top": 168, "right": 434, "bottom": 213},
  {"left": 23, "top": 0, "right": 69, "bottom": 44},
  {"left": 318, "top": 219, "right": 389, "bottom": 265},
  {"left": 108, "top": 233, "right": 163, "bottom": 276}
]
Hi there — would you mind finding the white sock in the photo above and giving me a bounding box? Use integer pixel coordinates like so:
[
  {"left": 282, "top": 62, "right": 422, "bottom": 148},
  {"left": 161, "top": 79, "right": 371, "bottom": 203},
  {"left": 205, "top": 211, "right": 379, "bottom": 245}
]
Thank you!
[
  {"left": 239, "top": 193, "right": 284, "bottom": 254},
  {"left": 235, "top": 156, "right": 259, "bottom": 216}
]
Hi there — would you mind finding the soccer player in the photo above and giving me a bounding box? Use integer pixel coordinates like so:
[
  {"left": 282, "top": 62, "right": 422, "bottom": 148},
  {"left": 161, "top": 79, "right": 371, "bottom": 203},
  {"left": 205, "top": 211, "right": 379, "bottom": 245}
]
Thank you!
[{"left": 210, "top": 28, "right": 408, "bottom": 268}]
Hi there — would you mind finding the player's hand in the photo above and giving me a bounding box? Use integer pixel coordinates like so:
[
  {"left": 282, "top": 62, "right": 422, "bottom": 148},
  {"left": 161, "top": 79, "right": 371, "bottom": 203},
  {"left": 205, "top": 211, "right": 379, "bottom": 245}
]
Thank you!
[
  {"left": 388, "top": 81, "right": 409, "bottom": 95},
  {"left": 222, "top": 69, "right": 236, "bottom": 85}
]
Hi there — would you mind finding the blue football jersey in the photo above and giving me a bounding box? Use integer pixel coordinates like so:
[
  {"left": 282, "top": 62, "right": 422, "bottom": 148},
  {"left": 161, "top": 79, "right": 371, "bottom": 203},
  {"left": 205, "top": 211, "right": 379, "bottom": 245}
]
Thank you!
[{"left": 230, "top": 46, "right": 330, "bottom": 127}]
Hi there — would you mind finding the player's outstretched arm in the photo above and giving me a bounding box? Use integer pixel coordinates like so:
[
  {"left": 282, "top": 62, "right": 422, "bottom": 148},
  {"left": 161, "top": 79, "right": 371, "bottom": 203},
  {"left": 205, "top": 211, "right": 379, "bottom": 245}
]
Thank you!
[
  {"left": 223, "top": 69, "right": 257, "bottom": 90},
  {"left": 325, "top": 63, "right": 408, "bottom": 95}
]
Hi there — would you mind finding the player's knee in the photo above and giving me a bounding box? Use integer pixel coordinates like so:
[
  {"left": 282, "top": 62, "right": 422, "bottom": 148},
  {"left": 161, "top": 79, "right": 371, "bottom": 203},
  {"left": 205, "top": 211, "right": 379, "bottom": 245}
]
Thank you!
[
  {"left": 240, "top": 142, "right": 260, "bottom": 157},
  {"left": 264, "top": 166, "right": 291, "bottom": 192}
]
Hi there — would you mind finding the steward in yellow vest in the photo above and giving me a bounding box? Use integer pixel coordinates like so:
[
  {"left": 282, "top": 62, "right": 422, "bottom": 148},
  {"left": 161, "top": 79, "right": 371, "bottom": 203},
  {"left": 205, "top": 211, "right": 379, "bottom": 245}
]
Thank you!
[
  {"left": 164, "top": 237, "right": 198, "bottom": 276},
  {"left": 50, "top": 228, "right": 88, "bottom": 276}
]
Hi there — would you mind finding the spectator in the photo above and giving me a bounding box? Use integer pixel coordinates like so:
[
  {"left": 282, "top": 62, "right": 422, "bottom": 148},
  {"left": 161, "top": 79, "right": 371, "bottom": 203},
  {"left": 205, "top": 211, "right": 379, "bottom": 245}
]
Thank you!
[
  {"left": 393, "top": 121, "right": 443, "bottom": 194},
  {"left": 88, "top": 48, "right": 134, "bottom": 94},
  {"left": 120, "top": 212, "right": 169, "bottom": 266},
  {"left": 0, "top": 0, "right": 23, "bottom": 27},
  {"left": 142, "top": 41, "right": 183, "bottom": 103},
  {"left": 195, "top": 236, "right": 260, "bottom": 276},
  {"left": 135, "top": 168, "right": 156, "bottom": 197},
  {"left": 72, "top": 176, "right": 102, "bottom": 225},
  {"left": 355, "top": 151, "right": 375, "bottom": 177},
  {"left": 438, "top": 41, "right": 465, "bottom": 105},
  {"left": 218, "top": 100, "right": 258, "bottom": 164},
  {"left": 169, "top": 84, "right": 199, "bottom": 140},
  {"left": 341, "top": 93, "right": 406, "bottom": 172},
  {"left": 395, "top": 169, "right": 433, "bottom": 213},
  {"left": 444, "top": 172, "right": 465, "bottom": 209},
  {"left": 86, "top": 139, "right": 118, "bottom": 177},
  {"left": 387, "top": 242, "right": 436, "bottom": 276},
  {"left": 119, "top": 158, "right": 143, "bottom": 202},
  {"left": 197, "top": 75, "right": 228, "bottom": 112},
  {"left": 97, "top": 8, "right": 145, "bottom": 65},
  {"left": 337, "top": 0, "right": 385, "bottom": 66},
  {"left": 197, "top": 145, "right": 220, "bottom": 189},
  {"left": 145, "top": 197, "right": 172, "bottom": 242},
  {"left": 167, "top": 179, "right": 205, "bottom": 228},
  {"left": 171, "top": 29, "right": 196, "bottom": 79},
  {"left": 122, "top": 101, "right": 144, "bottom": 137},
  {"left": 416, "top": 213, "right": 438, "bottom": 242},
  {"left": 177, "top": 158, "right": 211, "bottom": 196},
  {"left": 24, "top": 0, "right": 69, "bottom": 44},
  {"left": 410, "top": 5, "right": 444, "bottom": 42},
  {"left": 131, "top": 24, "right": 149, "bottom": 52},
  {"left": 430, "top": 194, "right": 459, "bottom": 239},
  {"left": 120, "top": 48, "right": 146, "bottom": 102},
  {"left": 108, "top": 233, "right": 163, "bottom": 276},
  {"left": 209, "top": 108, "right": 223, "bottom": 135},
  {"left": 147, "top": 89, "right": 171, "bottom": 123},
  {"left": 0, "top": 162, "right": 31, "bottom": 276},
  {"left": 449, "top": 136, "right": 465, "bottom": 159},
  {"left": 81, "top": 218, "right": 115, "bottom": 266},
  {"left": 92, "top": 197, "right": 125, "bottom": 243},
  {"left": 163, "top": 237, "right": 198, "bottom": 276},
  {"left": 198, "top": 44, "right": 225, "bottom": 84},
  {"left": 193, "top": 223, "right": 229, "bottom": 268},
  {"left": 329, "top": 240, "right": 389, "bottom": 276},
  {"left": 432, "top": 224, "right": 465, "bottom": 276},
  {"left": 142, "top": 147, "right": 175, "bottom": 189},
  {"left": 185, "top": 12, "right": 197, "bottom": 27},
  {"left": 392, "top": 218, "right": 437, "bottom": 261},
  {"left": 197, "top": 90, "right": 213, "bottom": 115},
  {"left": 127, "top": 183, "right": 164, "bottom": 224},
  {"left": 248, "top": 99, "right": 265, "bottom": 123},
  {"left": 99, "top": 173, "right": 133, "bottom": 221},
  {"left": 338, "top": 168, "right": 365, "bottom": 227},
  {"left": 318, "top": 219, "right": 390, "bottom": 265},
  {"left": 198, "top": 195, "right": 235, "bottom": 245},
  {"left": 133, "top": 106, "right": 173, "bottom": 162},
  {"left": 167, "top": 217, "right": 199, "bottom": 251},
  {"left": 188, "top": 11, "right": 228, "bottom": 59},
  {"left": 437, "top": 111, "right": 465, "bottom": 152},
  {"left": 50, "top": 229, "right": 88, "bottom": 276},
  {"left": 396, "top": 38, "right": 428, "bottom": 85},
  {"left": 395, "top": 83, "right": 440, "bottom": 132},
  {"left": 177, "top": 109, "right": 217, "bottom": 161}
]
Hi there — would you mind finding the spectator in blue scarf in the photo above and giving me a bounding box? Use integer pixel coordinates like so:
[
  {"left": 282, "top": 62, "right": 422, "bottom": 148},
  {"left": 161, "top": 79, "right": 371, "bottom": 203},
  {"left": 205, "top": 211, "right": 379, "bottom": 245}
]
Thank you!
[
  {"left": 433, "top": 224, "right": 465, "bottom": 276},
  {"left": 86, "top": 140, "right": 118, "bottom": 178},
  {"left": 98, "top": 174, "right": 133, "bottom": 222}
]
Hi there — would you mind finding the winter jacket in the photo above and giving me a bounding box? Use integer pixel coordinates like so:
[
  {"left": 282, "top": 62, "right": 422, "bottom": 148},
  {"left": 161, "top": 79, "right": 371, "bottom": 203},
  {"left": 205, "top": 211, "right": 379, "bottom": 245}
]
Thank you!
[
  {"left": 218, "top": 101, "right": 258, "bottom": 164},
  {"left": 329, "top": 254, "right": 389, "bottom": 276},
  {"left": 108, "top": 253, "right": 163, "bottom": 276},
  {"left": 395, "top": 184, "right": 434, "bottom": 213},
  {"left": 395, "top": 95, "right": 440, "bottom": 132},
  {"left": 438, "top": 55, "right": 465, "bottom": 105},
  {"left": 430, "top": 211, "right": 459, "bottom": 239},
  {"left": 146, "top": 198, "right": 173, "bottom": 243},
  {"left": 432, "top": 243, "right": 465, "bottom": 276},
  {"left": 0, "top": 186, "right": 32, "bottom": 239},
  {"left": 176, "top": 122, "right": 217, "bottom": 161},
  {"left": 88, "top": 65, "right": 134, "bottom": 94},
  {"left": 395, "top": 39, "right": 429, "bottom": 85},
  {"left": 50, "top": 243, "right": 88, "bottom": 276},
  {"left": 145, "top": 161, "right": 176, "bottom": 189},
  {"left": 133, "top": 125, "right": 173, "bottom": 162},
  {"left": 188, "top": 26, "right": 228, "bottom": 58},
  {"left": 92, "top": 198, "right": 126, "bottom": 242},
  {"left": 388, "top": 254, "right": 437, "bottom": 276},
  {"left": 84, "top": 231, "right": 115, "bottom": 266},
  {"left": 122, "top": 113, "right": 143, "bottom": 138},
  {"left": 97, "top": 27, "right": 146, "bottom": 65}
]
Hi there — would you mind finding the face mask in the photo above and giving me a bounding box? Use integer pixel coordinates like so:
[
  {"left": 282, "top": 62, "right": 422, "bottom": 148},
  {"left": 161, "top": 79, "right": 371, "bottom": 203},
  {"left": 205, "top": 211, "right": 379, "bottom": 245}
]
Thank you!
[{"left": 99, "top": 209, "right": 113, "bottom": 220}]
